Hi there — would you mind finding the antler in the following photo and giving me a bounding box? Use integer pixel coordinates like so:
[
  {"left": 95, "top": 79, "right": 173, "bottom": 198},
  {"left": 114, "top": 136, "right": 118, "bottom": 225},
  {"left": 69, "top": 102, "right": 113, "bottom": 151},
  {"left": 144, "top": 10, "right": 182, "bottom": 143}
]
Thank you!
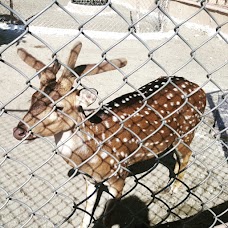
[
  {"left": 74, "top": 58, "right": 127, "bottom": 76},
  {"left": 17, "top": 48, "right": 45, "bottom": 71},
  {"left": 17, "top": 48, "right": 60, "bottom": 87},
  {"left": 64, "top": 41, "right": 82, "bottom": 75},
  {"left": 57, "top": 41, "right": 83, "bottom": 93},
  {"left": 17, "top": 42, "right": 127, "bottom": 93},
  {"left": 58, "top": 41, "right": 127, "bottom": 93}
]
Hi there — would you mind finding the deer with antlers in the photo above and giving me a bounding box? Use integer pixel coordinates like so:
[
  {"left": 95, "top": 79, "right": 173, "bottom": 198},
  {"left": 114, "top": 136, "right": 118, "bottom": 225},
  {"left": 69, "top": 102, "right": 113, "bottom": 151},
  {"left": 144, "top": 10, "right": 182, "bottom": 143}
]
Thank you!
[{"left": 13, "top": 41, "right": 206, "bottom": 227}]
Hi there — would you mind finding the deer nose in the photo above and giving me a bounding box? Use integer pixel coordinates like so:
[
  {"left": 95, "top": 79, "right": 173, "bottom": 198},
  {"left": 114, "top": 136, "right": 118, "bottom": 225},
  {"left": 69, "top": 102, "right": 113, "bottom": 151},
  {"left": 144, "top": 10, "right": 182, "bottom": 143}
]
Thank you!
[{"left": 13, "top": 125, "right": 28, "bottom": 140}]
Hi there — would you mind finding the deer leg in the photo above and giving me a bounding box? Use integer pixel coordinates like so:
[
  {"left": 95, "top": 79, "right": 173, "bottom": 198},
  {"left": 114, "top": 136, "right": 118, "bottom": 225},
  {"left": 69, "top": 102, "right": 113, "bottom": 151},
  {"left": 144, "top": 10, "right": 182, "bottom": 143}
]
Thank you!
[
  {"left": 80, "top": 180, "right": 98, "bottom": 228},
  {"left": 102, "top": 178, "right": 125, "bottom": 227},
  {"left": 170, "top": 138, "right": 193, "bottom": 193}
]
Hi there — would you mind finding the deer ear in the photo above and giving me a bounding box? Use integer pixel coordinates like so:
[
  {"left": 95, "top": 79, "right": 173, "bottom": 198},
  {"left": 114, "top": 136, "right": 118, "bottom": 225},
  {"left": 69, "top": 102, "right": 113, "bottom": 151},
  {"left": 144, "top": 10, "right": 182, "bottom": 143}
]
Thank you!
[{"left": 76, "top": 88, "right": 98, "bottom": 109}]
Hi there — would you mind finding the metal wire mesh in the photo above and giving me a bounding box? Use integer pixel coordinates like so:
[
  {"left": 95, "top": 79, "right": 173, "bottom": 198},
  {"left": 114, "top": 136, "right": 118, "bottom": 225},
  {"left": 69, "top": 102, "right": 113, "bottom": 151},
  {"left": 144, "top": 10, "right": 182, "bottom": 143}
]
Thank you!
[
  {"left": 0, "top": 0, "right": 227, "bottom": 227},
  {"left": 0, "top": 0, "right": 169, "bottom": 33},
  {"left": 71, "top": 0, "right": 108, "bottom": 5}
]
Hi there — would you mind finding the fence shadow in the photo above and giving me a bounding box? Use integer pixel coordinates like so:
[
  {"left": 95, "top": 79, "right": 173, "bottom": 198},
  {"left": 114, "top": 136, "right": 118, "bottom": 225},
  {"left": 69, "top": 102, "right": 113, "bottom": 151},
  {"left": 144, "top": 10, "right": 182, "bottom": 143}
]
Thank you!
[
  {"left": 93, "top": 195, "right": 228, "bottom": 228},
  {"left": 153, "top": 201, "right": 228, "bottom": 228}
]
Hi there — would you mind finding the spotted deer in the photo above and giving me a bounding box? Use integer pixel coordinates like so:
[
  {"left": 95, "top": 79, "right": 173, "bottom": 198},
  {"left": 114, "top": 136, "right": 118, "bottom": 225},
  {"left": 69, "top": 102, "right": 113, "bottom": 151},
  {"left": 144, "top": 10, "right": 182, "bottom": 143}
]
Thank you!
[{"left": 13, "top": 41, "right": 206, "bottom": 227}]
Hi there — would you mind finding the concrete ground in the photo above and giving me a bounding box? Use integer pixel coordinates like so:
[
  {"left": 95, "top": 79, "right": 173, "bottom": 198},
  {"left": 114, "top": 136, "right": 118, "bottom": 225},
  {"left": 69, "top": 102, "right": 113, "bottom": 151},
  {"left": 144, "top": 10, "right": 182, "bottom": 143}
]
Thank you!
[{"left": 0, "top": 1, "right": 227, "bottom": 227}]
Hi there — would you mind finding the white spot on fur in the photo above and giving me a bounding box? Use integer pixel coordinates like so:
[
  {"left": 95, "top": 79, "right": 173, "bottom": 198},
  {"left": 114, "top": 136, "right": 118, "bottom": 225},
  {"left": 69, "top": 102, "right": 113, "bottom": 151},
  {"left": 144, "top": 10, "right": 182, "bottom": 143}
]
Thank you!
[
  {"left": 120, "top": 151, "right": 125, "bottom": 157},
  {"left": 87, "top": 135, "right": 91, "bottom": 140},
  {"left": 167, "top": 93, "right": 174, "bottom": 99},
  {"left": 101, "top": 133, "right": 106, "bottom": 140},
  {"left": 104, "top": 121, "right": 110, "bottom": 128},
  {"left": 95, "top": 125, "right": 99, "bottom": 132},
  {"left": 112, "top": 116, "right": 118, "bottom": 122},
  {"left": 100, "top": 152, "right": 108, "bottom": 159},
  {"left": 110, "top": 159, "right": 115, "bottom": 165}
]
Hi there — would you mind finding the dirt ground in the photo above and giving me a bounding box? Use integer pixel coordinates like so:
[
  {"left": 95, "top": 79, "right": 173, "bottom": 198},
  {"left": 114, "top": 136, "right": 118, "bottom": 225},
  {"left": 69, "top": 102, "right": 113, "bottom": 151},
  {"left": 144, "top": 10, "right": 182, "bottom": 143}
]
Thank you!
[{"left": 0, "top": 1, "right": 228, "bottom": 227}]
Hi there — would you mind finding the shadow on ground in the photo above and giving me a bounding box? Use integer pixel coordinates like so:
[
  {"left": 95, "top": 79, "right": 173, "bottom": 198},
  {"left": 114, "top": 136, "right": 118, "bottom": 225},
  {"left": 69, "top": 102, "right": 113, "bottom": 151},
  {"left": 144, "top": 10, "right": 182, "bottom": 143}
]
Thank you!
[
  {"left": 93, "top": 196, "right": 150, "bottom": 228},
  {"left": 153, "top": 201, "right": 228, "bottom": 228},
  {"left": 93, "top": 198, "right": 228, "bottom": 228}
]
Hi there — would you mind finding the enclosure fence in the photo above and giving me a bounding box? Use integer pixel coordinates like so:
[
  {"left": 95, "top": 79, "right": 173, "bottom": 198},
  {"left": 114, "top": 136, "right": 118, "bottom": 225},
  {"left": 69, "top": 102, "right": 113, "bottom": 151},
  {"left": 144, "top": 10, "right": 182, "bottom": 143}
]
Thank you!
[{"left": 0, "top": 0, "right": 227, "bottom": 227}]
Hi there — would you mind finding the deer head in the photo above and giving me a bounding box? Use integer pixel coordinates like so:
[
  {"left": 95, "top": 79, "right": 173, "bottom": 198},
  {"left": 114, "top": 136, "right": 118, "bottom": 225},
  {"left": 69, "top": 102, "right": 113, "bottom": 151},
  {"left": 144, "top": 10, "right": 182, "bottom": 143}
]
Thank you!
[{"left": 13, "top": 42, "right": 127, "bottom": 140}]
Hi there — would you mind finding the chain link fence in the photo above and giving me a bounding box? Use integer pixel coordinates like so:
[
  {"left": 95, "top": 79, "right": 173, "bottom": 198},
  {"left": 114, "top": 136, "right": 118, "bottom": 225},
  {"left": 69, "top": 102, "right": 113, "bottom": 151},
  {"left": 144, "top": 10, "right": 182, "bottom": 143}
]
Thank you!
[
  {"left": 0, "top": 0, "right": 227, "bottom": 227},
  {"left": 0, "top": 0, "right": 169, "bottom": 33}
]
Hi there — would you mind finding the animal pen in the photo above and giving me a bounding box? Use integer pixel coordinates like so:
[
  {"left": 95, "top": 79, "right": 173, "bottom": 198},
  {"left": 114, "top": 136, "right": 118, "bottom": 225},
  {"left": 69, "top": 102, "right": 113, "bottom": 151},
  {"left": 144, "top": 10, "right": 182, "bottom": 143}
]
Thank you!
[{"left": 0, "top": 0, "right": 227, "bottom": 227}]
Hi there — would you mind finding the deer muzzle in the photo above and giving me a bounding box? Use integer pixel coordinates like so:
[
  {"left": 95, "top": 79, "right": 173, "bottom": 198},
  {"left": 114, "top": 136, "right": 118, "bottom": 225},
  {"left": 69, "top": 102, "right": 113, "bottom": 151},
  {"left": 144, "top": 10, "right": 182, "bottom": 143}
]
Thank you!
[{"left": 13, "top": 122, "right": 36, "bottom": 140}]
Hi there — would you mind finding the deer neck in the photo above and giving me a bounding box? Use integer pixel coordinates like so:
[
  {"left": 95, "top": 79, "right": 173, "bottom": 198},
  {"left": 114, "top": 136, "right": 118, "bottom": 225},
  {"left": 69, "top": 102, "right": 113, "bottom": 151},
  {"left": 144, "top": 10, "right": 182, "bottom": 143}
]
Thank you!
[{"left": 53, "top": 113, "right": 95, "bottom": 166}]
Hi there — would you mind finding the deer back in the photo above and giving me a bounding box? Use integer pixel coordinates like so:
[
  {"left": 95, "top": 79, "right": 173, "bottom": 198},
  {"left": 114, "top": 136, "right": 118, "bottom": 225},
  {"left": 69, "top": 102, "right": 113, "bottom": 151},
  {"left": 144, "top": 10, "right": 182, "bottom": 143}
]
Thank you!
[{"left": 65, "top": 76, "right": 206, "bottom": 182}]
